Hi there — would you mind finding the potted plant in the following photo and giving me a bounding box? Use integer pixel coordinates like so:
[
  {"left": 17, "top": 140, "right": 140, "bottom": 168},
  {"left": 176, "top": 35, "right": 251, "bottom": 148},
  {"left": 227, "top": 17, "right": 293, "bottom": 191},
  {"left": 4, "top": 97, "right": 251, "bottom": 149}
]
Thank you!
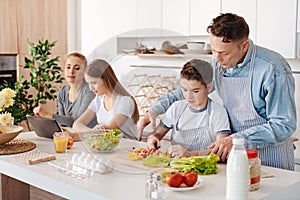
[{"left": 4, "top": 38, "right": 64, "bottom": 127}]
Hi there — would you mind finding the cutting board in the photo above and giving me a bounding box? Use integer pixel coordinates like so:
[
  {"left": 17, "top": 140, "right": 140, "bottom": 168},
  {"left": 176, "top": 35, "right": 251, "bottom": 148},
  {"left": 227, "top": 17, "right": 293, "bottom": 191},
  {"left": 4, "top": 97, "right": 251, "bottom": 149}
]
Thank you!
[
  {"left": 106, "top": 139, "right": 172, "bottom": 173},
  {"left": 107, "top": 150, "right": 170, "bottom": 172}
]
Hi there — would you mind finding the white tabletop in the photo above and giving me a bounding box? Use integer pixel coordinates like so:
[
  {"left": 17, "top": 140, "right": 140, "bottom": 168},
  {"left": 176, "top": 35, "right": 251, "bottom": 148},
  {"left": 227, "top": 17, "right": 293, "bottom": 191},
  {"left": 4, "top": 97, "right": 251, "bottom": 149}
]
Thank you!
[{"left": 0, "top": 132, "right": 300, "bottom": 200}]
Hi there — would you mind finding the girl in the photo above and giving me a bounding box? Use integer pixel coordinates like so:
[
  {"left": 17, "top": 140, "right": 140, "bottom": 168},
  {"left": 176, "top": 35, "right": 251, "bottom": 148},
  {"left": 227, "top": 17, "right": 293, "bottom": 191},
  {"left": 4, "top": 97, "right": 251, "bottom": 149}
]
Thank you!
[{"left": 73, "top": 59, "right": 139, "bottom": 140}]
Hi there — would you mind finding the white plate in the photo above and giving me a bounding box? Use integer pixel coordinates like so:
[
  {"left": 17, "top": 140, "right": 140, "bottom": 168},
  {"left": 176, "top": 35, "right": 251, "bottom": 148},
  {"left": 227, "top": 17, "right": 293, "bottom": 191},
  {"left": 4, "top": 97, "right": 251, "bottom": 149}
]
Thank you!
[{"left": 166, "top": 177, "right": 204, "bottom": 192}]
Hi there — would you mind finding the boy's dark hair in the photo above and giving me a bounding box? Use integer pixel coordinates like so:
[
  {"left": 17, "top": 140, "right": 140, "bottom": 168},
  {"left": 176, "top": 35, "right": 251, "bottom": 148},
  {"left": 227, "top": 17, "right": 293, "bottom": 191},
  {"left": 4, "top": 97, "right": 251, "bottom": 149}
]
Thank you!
[
  {"left": 207, "top": 13, "right": 249, "bottom": 43},
  {"left": 180, "top": 59, "right": 213, "bottom": 87}
]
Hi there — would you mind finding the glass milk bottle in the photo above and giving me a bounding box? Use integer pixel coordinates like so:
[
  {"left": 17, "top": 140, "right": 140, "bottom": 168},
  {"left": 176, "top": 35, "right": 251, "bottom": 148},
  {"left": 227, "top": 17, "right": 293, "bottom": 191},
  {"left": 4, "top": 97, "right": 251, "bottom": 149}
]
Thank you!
[{"left": 226, "top": 138, "right": 250, "bottom": 200}]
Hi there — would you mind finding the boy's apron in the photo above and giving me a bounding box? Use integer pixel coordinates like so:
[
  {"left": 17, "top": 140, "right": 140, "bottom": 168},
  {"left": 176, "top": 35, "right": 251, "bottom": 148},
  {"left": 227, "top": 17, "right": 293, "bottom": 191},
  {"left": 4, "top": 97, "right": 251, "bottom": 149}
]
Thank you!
[{"left": 171, "top": 100, "right": 214, "bottom": 151}]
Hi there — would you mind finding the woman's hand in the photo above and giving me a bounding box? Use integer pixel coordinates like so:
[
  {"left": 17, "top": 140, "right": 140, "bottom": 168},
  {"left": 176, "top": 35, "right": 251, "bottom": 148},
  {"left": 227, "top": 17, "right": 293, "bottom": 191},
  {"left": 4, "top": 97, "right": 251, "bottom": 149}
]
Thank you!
[{"left": 33, "top": 106, "right": 52, "bottom": 119}]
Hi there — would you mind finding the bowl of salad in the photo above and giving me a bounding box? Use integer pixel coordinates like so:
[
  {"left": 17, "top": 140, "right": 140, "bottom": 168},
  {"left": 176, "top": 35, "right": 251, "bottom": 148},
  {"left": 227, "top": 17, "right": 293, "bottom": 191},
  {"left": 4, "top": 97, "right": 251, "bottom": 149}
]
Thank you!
[{"left": 82, "top": 129, "right": 122, "bottom": 153}]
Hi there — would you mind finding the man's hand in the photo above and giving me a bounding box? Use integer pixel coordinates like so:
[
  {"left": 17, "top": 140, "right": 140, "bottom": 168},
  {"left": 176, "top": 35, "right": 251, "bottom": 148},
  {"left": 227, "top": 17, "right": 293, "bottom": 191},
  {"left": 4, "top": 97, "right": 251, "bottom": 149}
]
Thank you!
[
  {"left": 208, "top": 136, "right": 233, "bottom": 162},
  {"left": 138, "top": 111, "right": 157, "bottom": 141},
  {"left": 167, "top": 145, "right": 187, "bottom": 158}
]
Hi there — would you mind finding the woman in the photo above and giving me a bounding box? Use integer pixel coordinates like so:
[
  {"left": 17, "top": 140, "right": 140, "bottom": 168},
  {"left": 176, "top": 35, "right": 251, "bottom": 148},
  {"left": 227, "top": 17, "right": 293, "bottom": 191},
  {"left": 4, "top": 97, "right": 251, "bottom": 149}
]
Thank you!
[
  {"left": 73, "top": 59, "right": 139, "bottom": 140},
  {"left": 33, "top": 52, "right": 97, "bottom": 128}
]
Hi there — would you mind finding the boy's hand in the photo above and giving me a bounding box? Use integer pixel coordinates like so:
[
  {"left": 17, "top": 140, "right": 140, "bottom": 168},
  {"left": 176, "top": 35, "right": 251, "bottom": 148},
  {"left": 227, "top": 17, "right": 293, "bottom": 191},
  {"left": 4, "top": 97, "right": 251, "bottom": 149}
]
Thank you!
[
  {"left": 138, "top": 111, "right": 157, "bottom": 141},
  {"left": 147, "top": 134, "right": 160, "bottom": 153}
]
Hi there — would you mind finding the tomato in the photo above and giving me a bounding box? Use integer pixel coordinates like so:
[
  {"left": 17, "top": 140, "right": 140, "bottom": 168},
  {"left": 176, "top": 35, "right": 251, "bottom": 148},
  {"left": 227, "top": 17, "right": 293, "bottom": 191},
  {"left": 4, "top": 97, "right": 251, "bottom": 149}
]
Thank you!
[
  {"left": 182, "top": 172, "right": 198, "bottom": 187},
  {"left": 166, "top": 173, "right": 183, "bottom": 188},
  {"left": 67, "top": 136, "right": 74, "bottom": 149},
  {"left": 133, "top": 148, "right": 149, "bottom": 158}
]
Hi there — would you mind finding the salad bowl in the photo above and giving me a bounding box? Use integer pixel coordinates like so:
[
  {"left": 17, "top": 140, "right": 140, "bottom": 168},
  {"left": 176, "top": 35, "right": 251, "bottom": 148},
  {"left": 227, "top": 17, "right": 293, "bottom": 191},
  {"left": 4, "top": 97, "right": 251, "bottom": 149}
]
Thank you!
[{"left": 82, "top": 129, "right": 122, "bottom": 153}]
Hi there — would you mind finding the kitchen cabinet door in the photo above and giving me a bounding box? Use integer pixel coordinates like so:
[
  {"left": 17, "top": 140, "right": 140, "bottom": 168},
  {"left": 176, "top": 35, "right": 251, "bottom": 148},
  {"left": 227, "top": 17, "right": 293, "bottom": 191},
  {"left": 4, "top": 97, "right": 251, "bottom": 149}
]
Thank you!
[
  {"left": 81, "top": 0, "right": 136, "bottom": 55},
  {"left": 17, "top": 0, "right": 67, "bottom": 55},
  {"left": 292, "top": 72, "right": 300, "bottom": 139},
  {"left": 190, "top": 0, "right": 221, "bottom": 36},
  {"left": 221, "top": 0, "right": 257, "bottom": 42},
  {"left": 136, "top": 0, "right": 162, "bottom": 36},
  {"left": 298, "top": 2, "right": 300, "bottom": 32},
  {"left": 161, "top": 0, "right": 189, "bottom": 36},
  {"left": 256, "top": 0, "right": 297, "bottom": 58},
  {"left": 0, "top": 0, "right": 18, "bottom": 53}
]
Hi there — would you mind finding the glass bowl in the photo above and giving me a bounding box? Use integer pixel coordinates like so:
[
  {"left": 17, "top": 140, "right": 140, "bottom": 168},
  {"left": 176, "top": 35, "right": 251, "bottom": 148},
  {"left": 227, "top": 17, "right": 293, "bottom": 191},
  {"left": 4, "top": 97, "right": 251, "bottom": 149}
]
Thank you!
[{"left": 81, "top": 130, "right": 122, "bottom": 153}]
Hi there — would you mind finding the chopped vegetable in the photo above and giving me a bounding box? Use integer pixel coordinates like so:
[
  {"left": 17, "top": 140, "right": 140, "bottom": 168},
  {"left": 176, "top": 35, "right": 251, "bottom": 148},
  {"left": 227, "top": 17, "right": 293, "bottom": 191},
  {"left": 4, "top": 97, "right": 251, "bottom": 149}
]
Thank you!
[
  {"left": 170, "top": 154, "right": 219, "bottom": 175},
  {"left": 143, "top": 155, "right": 171, "bottom": 167}
]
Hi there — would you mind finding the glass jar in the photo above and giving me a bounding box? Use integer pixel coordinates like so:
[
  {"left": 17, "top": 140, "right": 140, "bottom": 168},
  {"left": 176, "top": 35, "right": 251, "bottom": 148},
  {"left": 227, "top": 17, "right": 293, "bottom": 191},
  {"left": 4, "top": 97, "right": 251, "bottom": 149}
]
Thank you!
[
  {"left": 145, "top": 172, "right": 154, "bottom": 199},
  {"left": 150, "top": 173, "right": 165, "bottom": 200},
  {"left": 246, "top": 148, "right": 261, "bottom": 191}
]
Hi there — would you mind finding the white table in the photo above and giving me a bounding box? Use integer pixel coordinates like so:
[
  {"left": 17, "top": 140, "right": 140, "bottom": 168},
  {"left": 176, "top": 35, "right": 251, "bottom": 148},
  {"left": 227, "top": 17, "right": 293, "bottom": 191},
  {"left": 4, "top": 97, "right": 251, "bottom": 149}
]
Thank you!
[{"left": 0, "top": 132, "right": 300, "bottom": 200}]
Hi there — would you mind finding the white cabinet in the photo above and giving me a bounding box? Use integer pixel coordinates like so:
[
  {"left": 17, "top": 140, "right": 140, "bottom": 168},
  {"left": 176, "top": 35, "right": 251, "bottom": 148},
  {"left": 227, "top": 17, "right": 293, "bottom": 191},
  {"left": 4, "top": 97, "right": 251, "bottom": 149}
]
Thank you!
[
  {"left": 161, "top": 0, "right": 189, "bottom": 36},
  {"left": 256, "top": 0, "right": 297, "bottom": 58},
  {"left": 298, "top": 1, "right": 300, "bottom": 32},
  {"left": 190, "top": 0, "right": 221, "bottom": 36},
  {"left": 136, "top": 0, "right": 162, "bottom": 36},
  {"left": 221, "top": 0, "right": 257, "bottom": 42},
  {"left": 80, "top": 0, "right": 136, "bottom": 55}
]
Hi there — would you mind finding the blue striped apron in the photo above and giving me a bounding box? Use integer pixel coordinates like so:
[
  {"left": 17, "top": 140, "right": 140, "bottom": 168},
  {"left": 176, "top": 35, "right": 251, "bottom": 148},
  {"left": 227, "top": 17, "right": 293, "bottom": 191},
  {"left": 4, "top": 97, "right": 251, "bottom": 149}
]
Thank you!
[
  {"left": 220, "top": 46, "right": 294, "bottom": 170},
  {"left": 171, "top": 100, "right": 214, "bottom": 151}
]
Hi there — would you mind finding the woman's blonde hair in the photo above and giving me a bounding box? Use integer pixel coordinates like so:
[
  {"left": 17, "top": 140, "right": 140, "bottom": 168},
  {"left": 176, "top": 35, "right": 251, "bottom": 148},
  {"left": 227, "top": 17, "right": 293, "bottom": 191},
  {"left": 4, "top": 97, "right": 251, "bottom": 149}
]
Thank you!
[
  {"left": 85, "top": 59, "right": 140, "bottom": 124},
  {"left": 65, "top": 52, "right": 87, "bottom": 68}
]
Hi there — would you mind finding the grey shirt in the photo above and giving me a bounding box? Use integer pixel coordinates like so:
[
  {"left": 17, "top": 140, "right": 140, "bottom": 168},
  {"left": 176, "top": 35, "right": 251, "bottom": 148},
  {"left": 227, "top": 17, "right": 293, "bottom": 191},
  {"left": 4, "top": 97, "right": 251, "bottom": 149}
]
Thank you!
[{"left": 52, "top": 82, "right": 97, "bottom": 128}]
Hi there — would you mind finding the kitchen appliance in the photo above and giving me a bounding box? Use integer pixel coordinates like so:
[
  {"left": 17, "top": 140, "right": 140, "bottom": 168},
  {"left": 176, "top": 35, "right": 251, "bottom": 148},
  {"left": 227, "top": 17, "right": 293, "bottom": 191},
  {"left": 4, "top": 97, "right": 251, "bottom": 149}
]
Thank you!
[{"left": 0, "top": 54, "right": 17, "bottom": 86}]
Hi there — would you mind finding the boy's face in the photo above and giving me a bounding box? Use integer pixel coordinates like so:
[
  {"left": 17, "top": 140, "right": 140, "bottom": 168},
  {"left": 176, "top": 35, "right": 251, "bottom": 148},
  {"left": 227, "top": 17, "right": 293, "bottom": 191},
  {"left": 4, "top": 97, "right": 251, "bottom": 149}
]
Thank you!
[{"left": 180, "top": 79, "right": 210, "bottom": 110}]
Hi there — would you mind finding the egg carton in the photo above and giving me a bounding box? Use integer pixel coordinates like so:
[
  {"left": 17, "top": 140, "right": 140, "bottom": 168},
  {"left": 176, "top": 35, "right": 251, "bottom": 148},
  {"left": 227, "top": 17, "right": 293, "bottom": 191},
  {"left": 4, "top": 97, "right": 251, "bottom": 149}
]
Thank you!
[{"left": 48, "top": 152, "right": 114, "bottom": 179}]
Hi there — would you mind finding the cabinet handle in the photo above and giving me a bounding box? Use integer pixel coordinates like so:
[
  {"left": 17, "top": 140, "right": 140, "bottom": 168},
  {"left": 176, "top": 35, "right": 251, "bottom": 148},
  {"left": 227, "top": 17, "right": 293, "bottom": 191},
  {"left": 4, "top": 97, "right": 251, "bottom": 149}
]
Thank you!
[{"left": 0, "top": 74, "right": 13, "bottom": 78}]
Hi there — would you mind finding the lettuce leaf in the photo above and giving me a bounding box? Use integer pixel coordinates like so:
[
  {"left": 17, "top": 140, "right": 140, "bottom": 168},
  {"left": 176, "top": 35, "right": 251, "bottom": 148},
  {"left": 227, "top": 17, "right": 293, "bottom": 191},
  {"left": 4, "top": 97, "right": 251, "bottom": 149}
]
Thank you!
[
  {"left": 143, "top": 155, "right": 171, "bottom": 167},
  {"left": 170, "top": 154, "right": 220, "bottom": 175}
]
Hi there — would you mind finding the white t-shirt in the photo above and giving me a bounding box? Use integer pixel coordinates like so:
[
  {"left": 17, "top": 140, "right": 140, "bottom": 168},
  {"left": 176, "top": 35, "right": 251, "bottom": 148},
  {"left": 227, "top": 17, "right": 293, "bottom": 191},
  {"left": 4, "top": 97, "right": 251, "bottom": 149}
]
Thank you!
[
  {"left": 161, "top": 99, "right": 231, "bottom": 139},
  {"left": 88, "top": 95, "right": 138, "bottom": 140}
]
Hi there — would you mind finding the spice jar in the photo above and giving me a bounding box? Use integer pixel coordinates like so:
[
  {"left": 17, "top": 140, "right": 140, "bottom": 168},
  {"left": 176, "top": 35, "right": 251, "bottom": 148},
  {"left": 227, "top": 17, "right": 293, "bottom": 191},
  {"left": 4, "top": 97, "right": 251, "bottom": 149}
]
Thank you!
[{"left": 246, "top": 148, "right": 261, "bottom": 191}]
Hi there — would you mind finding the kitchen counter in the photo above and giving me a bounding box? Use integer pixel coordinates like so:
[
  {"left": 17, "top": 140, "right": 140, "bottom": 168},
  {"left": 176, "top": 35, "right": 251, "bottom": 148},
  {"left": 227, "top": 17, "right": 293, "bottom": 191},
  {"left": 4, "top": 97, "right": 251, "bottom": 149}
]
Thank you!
[{"left": 1, "top": 132, "right": 300, "bottom": 200}]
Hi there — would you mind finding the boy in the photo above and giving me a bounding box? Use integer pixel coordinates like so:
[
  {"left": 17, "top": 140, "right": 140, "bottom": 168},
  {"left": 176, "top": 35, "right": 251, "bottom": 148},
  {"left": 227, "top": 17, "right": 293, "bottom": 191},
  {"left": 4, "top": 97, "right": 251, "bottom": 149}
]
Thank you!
[{"left": 147, "top": 59, "right": 231, "bottom": 157}]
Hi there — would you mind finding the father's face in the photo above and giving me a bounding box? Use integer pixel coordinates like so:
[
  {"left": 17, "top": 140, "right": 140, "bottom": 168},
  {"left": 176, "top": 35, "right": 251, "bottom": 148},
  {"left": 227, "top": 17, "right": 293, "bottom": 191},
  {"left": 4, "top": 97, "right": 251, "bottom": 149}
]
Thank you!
[{"left": 210, "top": 35, "right": 248, "bottom": 69}]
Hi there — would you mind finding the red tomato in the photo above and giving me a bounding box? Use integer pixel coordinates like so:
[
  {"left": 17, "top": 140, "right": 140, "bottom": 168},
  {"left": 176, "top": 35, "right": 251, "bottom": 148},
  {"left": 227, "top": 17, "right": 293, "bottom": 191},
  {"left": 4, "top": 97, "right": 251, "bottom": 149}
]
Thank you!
[
  {"left": 67, "top": 136, "right": 74, "bottom": 149},
  {"left": 182, "top": 172, "right": 198, "bottom": 187},
  {"left": 166, "top": 173, "right": 183, "bottom": 188}
]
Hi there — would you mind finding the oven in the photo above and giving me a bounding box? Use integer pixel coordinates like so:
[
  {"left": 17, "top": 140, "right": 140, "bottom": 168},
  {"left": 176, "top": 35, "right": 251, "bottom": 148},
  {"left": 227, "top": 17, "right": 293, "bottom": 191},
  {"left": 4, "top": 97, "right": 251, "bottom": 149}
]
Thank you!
[{"left": 0, "top": 54, "right": 17, "bottom": 86}]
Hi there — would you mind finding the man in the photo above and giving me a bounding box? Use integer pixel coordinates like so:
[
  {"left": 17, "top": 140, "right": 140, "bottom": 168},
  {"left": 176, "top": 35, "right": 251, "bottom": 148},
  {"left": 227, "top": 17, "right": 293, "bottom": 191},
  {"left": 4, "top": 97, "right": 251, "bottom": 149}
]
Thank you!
[{"left": 139, "top": 13, "right": 296, "bottom": 170}]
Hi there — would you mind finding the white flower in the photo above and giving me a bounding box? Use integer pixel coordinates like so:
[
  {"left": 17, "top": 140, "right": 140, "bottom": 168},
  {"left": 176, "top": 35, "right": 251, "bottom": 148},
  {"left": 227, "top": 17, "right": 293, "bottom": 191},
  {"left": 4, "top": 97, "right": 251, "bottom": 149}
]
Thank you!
[
  {"left": 0, "top": 88, "right": 16, "bottom": 124},
  {"left": 0, "top": 112, "right": 12, "bottom": 126},
  {"left": 0, "top": 95, "right": 5, "bottom": 111},
  {"left": 1, "top": 88, "right": 16, "bottom": 99}
]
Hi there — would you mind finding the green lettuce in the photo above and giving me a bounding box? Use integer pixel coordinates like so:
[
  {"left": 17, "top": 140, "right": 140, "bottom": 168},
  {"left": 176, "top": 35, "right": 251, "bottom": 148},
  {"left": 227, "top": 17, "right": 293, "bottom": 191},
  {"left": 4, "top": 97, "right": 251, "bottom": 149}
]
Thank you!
[
  {"left": 143, "top": 155, "right": 171, "bottom": 167},
  {"left": 170, "top": 154, "right": 220, "bottom": 175}
]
